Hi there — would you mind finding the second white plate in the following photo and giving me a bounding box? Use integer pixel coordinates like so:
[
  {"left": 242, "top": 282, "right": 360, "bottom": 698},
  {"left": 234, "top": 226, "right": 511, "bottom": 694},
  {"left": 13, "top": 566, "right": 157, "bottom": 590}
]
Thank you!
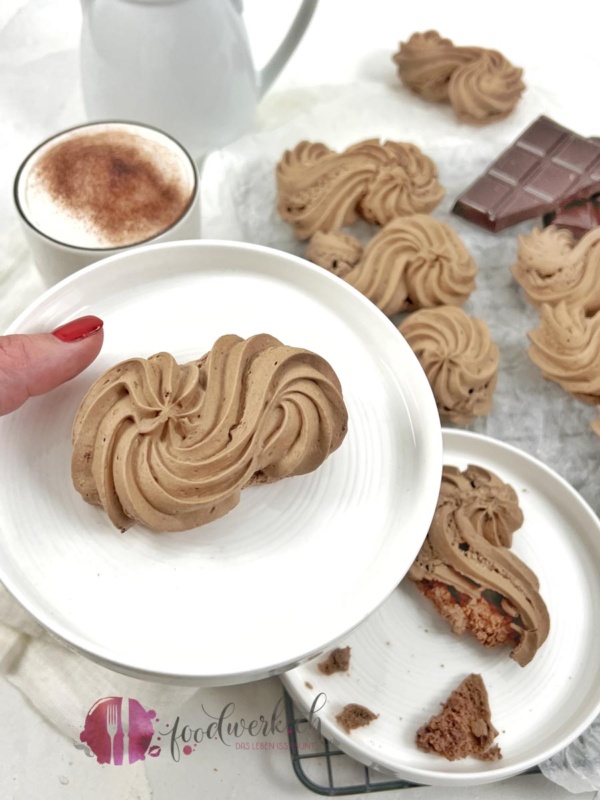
[{"left": 282, "top": 429, "right": 600, "bottom": 786}]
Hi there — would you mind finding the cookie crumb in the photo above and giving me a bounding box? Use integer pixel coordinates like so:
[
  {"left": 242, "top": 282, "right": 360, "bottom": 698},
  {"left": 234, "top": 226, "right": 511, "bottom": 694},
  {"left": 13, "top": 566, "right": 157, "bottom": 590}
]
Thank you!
[
  {"left": 336, "top": 704, "right": 379, "bottom": 734},
  {"left": 317, "top": 646, "right": 351, "bottom": 675}
]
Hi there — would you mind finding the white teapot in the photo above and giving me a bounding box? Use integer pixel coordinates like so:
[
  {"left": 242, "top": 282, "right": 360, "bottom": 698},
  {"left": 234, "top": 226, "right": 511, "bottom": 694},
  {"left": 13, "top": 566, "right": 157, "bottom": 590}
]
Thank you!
[{"left": 80, "top": 0, "right": 317, "bottom": 158}]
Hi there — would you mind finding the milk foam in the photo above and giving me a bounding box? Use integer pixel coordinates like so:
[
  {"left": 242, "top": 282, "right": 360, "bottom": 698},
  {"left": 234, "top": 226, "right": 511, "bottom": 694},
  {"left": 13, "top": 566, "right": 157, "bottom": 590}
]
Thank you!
[{"left": 17, "top": 123, "right": 196, "bottom": 249}]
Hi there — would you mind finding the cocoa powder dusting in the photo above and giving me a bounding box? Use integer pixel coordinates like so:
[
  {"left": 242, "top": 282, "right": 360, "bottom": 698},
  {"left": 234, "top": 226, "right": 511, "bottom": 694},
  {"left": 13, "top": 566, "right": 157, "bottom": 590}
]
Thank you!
[{"left": 30, "top": 130, "right": 193, "bottom": 246}]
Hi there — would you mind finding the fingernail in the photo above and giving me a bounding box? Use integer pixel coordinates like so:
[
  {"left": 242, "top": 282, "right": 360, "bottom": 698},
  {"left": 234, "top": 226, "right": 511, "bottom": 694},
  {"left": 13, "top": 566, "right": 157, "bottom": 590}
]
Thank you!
[{"left": 52, "top": 315, "right": 104, "bottom": 343}]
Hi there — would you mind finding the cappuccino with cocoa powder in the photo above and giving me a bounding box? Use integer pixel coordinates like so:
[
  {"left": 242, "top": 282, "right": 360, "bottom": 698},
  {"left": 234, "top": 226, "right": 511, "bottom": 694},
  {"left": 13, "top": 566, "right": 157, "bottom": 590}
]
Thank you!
[{"left": 16, "top": 122, "right": 197, "bottom": 250}]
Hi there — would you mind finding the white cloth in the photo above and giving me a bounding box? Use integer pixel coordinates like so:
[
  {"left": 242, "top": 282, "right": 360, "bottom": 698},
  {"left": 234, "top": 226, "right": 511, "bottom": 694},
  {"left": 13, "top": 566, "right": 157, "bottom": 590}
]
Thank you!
[{"left": 0, "top": 597, "right": 196, "bottom": 744}]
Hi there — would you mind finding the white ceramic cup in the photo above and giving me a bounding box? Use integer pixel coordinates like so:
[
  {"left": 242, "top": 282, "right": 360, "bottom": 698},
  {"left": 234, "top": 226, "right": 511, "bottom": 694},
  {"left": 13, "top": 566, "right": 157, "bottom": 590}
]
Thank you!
[{"left": 14, "top": 120, "right": 200, "bottom": 286}]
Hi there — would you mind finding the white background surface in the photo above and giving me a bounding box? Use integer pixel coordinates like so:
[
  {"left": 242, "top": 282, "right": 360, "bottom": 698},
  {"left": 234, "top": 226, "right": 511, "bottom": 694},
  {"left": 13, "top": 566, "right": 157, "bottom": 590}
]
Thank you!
[{"left": 1, "top": 1, "right": 599, "bottom": 798}]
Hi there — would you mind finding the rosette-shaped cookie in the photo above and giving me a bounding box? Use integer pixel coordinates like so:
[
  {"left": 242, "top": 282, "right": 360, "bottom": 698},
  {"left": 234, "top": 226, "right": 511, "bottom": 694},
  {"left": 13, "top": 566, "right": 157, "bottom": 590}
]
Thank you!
[
  {"left": 347, "top": 140, "right": 445, "bottom": 224},
  {"left": 409, "top": 501, "right": 550, "bottom": 667},
  {"left": 399, "top": 306, "right": 499, "bottom": 424},
  {"left": 512, "top": 226, "right": 600, "bottom": 315},
  {"left": 275, "top": 138, "right": 444, "bottom": 239},
  {"left": 72, "top": 334, "right": 348, "bottom": 533},
  {"left": 342, "top": 215, "right": 476, "bottom": 315},
  {"left": 442, "top": 465, "right": 524, "bottom": 548},
  {"left": 276, "top": 141, "right": 375, "bottom": 240},
  {"left": 527, "top": 302, "right": 600, "bottom": 403},
  {"left": 392, "top": 31, "right": 524, "bottom": 124},
  {"left": 392, "top": 30, "right": 481, "bottom": 102},
  {"left": 358, "top": 214, "right": 477, "bottom": 316},
  {"left": 305, "top": 230, "right": 363, "bottom": 278},
  {"left": 448, "top": 49, "right": 525, "bottom": 125},
  {"left": 306, "top": 217, "right": 476, "bottom": 315}
]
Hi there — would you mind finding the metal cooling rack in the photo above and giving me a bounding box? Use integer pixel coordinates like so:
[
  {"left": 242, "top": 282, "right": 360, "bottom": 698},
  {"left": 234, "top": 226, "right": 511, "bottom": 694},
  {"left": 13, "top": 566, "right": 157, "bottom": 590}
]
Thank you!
[{"left": 283, "top": 690, "right": 540, "bottom": 796}]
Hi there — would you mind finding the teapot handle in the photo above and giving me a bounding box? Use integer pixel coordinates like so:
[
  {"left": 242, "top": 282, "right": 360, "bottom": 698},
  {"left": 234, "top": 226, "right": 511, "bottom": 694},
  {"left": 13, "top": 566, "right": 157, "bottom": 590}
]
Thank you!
[{"left": 256, "top": 0, "right": 318, "bottom": 98}]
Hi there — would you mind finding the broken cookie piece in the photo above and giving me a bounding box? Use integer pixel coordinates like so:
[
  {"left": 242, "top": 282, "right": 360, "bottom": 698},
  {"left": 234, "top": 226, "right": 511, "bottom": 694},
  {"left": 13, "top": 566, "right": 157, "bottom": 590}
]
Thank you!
[
  {"left": 409, "top": 501, "right": 549, "bottom": 666},
  {"left": 335, "top": 703, "right": 379, "bottom": 734},
  {"left": 317, "top": 646, "right": 351, "bottom": 675},
  {"left": 416, "top": 673, "right": 502, "bottom": 761}
]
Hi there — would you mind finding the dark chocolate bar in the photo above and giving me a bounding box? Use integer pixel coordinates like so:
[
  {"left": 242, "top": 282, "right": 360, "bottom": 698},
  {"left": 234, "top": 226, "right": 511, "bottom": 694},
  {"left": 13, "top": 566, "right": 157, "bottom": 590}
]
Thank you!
[{"left": 452, "top": 117, "right": 600, "bottom": 232}]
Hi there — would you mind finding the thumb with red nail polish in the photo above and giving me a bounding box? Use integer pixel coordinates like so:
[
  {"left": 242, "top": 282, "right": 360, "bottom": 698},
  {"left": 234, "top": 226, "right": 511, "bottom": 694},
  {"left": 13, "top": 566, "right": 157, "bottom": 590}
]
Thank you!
[{"left": 0, "top": 315, "right": 104, "bottom": 416}]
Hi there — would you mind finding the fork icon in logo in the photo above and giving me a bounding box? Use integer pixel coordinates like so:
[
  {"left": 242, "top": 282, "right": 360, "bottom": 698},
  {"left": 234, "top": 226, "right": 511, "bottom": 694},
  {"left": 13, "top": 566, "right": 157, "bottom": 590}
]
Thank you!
[{"left": 106, "top": 703, "right": 119, "bottom": 765}]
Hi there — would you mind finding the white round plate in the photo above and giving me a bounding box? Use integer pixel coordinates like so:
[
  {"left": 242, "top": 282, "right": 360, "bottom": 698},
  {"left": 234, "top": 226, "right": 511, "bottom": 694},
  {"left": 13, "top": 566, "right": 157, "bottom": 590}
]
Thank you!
[
  {"left": 281, "top": 429, "right": 600, "bottom": 786},
  {"left": 0, "top": 240, "right": 441, "bottom": 684}
]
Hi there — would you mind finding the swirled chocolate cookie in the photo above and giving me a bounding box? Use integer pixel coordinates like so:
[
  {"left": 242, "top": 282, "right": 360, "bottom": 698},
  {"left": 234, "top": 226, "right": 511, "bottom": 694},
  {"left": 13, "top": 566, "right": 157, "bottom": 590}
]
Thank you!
[
  {"left": 348, "top": 140, "right": 444, "bottom": 225},
  {"left": 276, "top": 138, "right": 444, "bottom": 239},
  {"left": 72, "top": 334, "right": 348, "bottom": 532},
  {"left": 512, "top": 226, "right": 600, "bottom": 315},
  {"left": 527, "top": 302, "right": 600, "bottom": 404},
  {"left": 307, "top": 216, "right": 476, "bottom": 316},
  {"left": 392, "top": 30, "right": 524, "bottom": 125},
  {"left": 398, "top": 306, "right": 499, "bottom": 424}
]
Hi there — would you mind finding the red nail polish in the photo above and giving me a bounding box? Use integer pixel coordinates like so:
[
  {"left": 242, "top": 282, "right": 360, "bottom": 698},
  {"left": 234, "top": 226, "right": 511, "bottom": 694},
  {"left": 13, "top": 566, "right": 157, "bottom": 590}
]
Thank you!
[{"left": 52, "top": 315, "right": 104, "bottom": 342}]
